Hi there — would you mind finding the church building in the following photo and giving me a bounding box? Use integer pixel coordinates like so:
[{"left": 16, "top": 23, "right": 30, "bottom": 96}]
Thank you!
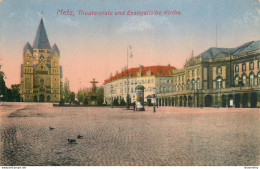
[{"left": 20, "top": 18, "right": 63, "bottom": 102}]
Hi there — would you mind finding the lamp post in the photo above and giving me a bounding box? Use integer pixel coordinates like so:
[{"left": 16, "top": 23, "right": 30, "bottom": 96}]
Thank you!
[
  {"left": 153, "top": 87, "right": 156, "bottom": 113},
  {"left": 110, "top": 85, "right": 113, "bottom": 108},
  {"left": 127, "top": 45, "right": 133, "bottom": 109}
]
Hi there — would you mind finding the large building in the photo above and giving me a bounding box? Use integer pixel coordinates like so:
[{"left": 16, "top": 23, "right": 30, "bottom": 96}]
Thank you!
[
  {"left": 20, "top": 18, "right": 63, "bottom": 102},
  {"left": 103, "top": 65, "right": 176, "bottom": 105},
  {"left": 157, "top": 40, "right": 260, "bottom": 108}
]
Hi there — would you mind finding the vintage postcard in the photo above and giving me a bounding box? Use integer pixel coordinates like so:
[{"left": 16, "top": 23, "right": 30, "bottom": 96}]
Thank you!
[{"left": 0, "top": 0, "right": 259, "bottom": 167}]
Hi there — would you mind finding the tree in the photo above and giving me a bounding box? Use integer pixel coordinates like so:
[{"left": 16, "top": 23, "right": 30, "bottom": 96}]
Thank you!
[
  {"left": 77, "top": 90, "right": 85, "bottom": 103},
  {"left": 96, "top": 87, "right": 104, "bottom": 106},
  {"left": 83, "top": 97, "right": 88, "bottom": 106},
  {"left": 11, "top": 84, "right": 20, "bottom": 102},
  {"left": 97, "top": 96, "right": 103, "bottom": 106},
  {"left": 63, "top": 78, "right": 70, "bottom": 103},
  {"left": 0, "top": 71, "right": 6, "bottom": 101},
  {"left": 120, "top": 98, "right": 126, "bottom": 106},
  {"left": 113, "top": 98, "right": 119, "bottom": 106},
  {"left": 69, "top": 92, "right": 75, "bottom": 104}
]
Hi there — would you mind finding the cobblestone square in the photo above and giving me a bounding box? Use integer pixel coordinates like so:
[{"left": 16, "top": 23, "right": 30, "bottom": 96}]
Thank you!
[{"left": 0, "top": 103, "right": 259, "bottom": 166}]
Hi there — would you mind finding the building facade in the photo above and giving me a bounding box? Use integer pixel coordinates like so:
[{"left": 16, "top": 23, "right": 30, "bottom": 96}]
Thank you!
[
  {"left": 103, "top": 65, "right": 175, "bottom": 105},
  {"left": 20, "top": 18, "right": 63, "bottom": 102},
  {"left": 157, "top": 40, "right": 260, "bottom": 108}
]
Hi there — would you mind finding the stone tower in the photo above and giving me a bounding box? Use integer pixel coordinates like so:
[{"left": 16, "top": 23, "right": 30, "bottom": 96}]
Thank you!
[{"left": 20, "top": 18, "right": 63, "bottom": 102}]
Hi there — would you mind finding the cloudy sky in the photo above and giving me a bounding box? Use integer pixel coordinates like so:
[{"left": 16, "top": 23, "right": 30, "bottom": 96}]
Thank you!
[{"left": 0, "top": 0, "right": 259, "bottom": 92}]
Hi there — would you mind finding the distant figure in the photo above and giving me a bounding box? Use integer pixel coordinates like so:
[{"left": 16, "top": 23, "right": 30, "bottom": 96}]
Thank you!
[
  {"left": 77, "top": 135, "right": 83, "bottom": 139},
  {"left": 68, "top": 139, "right": 77, "bottom": 144},
  {"left": 49, "top": 127, "right": 55, "bottom": 130},
  {"left": 133, "top": 101, "right": 136, "bottom": 111}
]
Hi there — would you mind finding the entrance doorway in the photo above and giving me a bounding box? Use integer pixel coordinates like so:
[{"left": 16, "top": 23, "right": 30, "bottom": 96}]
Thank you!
[
  {"left": 242, "top": 93, "right": 248, "bottom": 108},
  {"left": 221, "top": 95, "right": 226, "bottom": 107},
  {"left": 250, "top": 93, "right": 257, "bottom": 108},
  {"left": 235, "top": 94, "right": 241, "bottom": 108},
  {"left": 205, "top": 95, "right": 212, "bottom": 107},
  {"left": 39, "top": 94, "right": 45, "bottom": 102},
  {"left": 34, "top": 95, "right": 37, "bottom": 102}
]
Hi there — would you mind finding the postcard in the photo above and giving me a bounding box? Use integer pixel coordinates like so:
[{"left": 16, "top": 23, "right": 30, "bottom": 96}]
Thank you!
[{"left": 0, "top": 0, "right": 259, "bottom": 167}]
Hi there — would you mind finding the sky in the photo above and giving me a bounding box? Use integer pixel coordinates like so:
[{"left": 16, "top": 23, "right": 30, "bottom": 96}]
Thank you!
[{"left": 0, "top": 0, "right": 259, "bottom": 92}]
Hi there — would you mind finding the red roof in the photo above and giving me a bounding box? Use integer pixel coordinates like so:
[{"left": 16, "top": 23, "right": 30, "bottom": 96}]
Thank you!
[{"left": 104, "top": 65, "right": 176, "bottom": 84}]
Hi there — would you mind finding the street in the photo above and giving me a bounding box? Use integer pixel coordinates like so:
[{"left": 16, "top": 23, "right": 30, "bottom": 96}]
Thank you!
[{"left": 0, "top": 103, "right": 259, "bottom": 166}]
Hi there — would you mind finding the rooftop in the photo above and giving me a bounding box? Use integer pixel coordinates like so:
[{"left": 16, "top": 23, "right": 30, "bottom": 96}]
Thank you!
[{"left": 104, "top": 65, "right": 176, "bottom": 84}]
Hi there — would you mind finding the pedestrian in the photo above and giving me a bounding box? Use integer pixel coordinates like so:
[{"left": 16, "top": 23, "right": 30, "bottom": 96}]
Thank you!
[{"left": 133, "top": 101, "right": 136, "bottom": 111}]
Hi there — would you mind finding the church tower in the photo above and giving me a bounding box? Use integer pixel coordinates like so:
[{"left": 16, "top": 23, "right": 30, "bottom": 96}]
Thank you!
[{"left": 20, "top": 18, "right": 63, "bottom": 102}]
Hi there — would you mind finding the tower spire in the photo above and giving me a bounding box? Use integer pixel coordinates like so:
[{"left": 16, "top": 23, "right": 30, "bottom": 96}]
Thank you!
[{"left": 33, "top": 18, "right": 51, "bottom": 49}]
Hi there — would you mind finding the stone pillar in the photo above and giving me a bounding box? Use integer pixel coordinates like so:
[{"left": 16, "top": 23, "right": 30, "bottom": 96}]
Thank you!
[{"left": 194, "top": 95, "right": 197, "bottom": 107}]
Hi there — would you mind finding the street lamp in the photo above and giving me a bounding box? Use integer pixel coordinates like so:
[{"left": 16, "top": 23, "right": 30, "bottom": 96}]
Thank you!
[
  {"left": 153, "top": 87, "right": 156, "bottom": 113},
  {"left": 127, "top": 45, "right": 133, "bottom": 109},
  {"left": 110, "top": 85, "right": 113, "bottom": 108}
]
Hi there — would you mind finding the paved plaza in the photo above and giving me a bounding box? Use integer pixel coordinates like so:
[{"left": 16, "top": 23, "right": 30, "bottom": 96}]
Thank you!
[{"left": 0, "top": 103, "right": 259, "bottom": 166}]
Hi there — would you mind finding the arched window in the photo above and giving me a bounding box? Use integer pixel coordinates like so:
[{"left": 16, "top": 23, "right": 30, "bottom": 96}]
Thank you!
[
  {"left": 216, "top": 77, "right": 222, "bottom": 89},
  {"left": 234, "top": 76, "right": 239, "bottom": 87},
  {"left": 249, "top": 73, "right": 254, "bottom": 86},
  {"left": 242, "top": 75, "right": 247, "bottom": 86}
]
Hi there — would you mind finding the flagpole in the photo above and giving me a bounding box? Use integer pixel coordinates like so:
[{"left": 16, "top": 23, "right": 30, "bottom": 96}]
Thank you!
[{"left": 127, "top": 45, "right": 132, "bottom": 109}]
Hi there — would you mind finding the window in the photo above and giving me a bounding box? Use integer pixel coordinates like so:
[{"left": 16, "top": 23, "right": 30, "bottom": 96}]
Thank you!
[
  {"left": 234, "top": 76, "right": 239, "bottom": 86},
  {"left": 258, "top": 61, "right": 260, "bottom": 69},
  {"left": 242, "top": 63, "right": 246, "bottom": 72},
  {"left": 242, "top": 75, "right": 247, "bottom": 86},
  {"left": 249, "top": 73, "right": 254, "bottom": 86},
  {"left": 191, "top": 80, "right": 195, "bottom": 90},
  {"left": 217, "top": 67, "right": 222, "bottom": 74},
  {"left": 192, "top": 70, "right": 195, "bottom": 77},
  {"left": 249, "top": 62, "right": 254, "bottom": 70},
  {"left": 186, "top": 80, "right": 190, "bottom": 90},
  {"left": 216, "top": 77, "right": 222, "bottom": 89},
  {"left": 258, "top": 73, "right": 260, "bottom": 85},
  {"left": 235, "top": 65, "right": 239, "bottom": 73},
  {"left": 196, "top": 79, "right": 200, "bottom": 89},
  {"left": 197, "top": 69, "right": 199, "bottom": 76}
]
